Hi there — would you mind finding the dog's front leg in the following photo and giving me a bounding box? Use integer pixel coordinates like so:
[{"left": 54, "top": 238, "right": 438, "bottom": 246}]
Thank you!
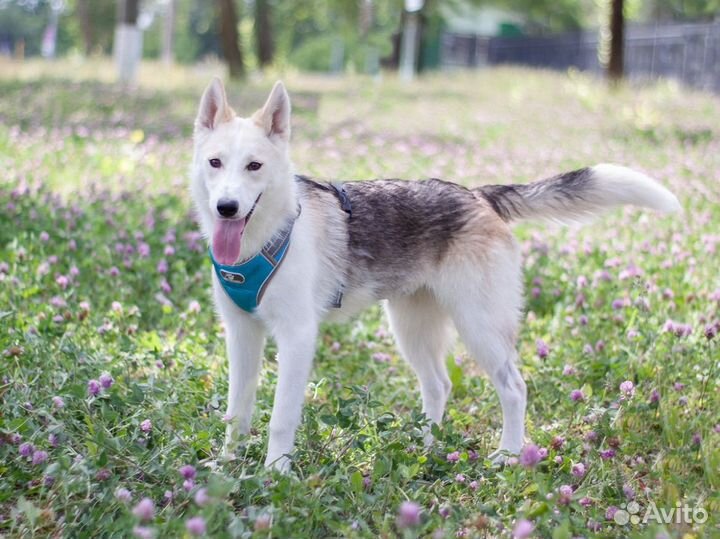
[
  {"left": 222, "top": 314, "right": 266, "bottom": 459},
  {"left": 264, "top": 318, "right": 318, "bottom": 472}
]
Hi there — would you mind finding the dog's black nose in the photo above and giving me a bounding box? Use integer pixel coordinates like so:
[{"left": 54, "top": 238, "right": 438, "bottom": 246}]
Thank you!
[{"left": 217, "top": 198, "right": 239, "bottom": 218}]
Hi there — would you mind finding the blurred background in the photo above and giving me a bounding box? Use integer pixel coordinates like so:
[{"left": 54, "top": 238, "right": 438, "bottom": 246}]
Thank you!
[{"left": 0, "top": 0, "right": 719, "bottom": 90}]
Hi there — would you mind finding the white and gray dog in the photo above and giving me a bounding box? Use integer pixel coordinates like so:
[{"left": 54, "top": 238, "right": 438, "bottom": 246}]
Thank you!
[{"left": 190, "top": 79, "right": 680, "bottom": 471}]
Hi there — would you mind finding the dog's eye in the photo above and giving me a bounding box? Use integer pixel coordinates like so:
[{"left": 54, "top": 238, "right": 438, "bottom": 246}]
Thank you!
[
  {"left": 209, "top": 158, "right": 222, "bottom": 168},
  {"left": 246, "top": 161, "right": 262, "bottom": 171}
]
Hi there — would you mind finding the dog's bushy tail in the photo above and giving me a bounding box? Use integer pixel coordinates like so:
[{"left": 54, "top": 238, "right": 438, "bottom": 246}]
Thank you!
[{"left": 477, "top": 164, "right": 681, "bottom": 224}]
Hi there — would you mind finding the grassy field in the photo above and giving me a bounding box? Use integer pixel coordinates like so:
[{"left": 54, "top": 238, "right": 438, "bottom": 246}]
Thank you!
[{"left": 0, "top": 62, "right": 719, "bottom": 538}]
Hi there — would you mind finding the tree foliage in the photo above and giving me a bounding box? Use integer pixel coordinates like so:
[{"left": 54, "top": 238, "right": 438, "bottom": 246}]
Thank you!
[
  {"left": 650, "top": 0, "right": 720, "bottom": 20},
  {"left": 275, "top": 0, "right": 403, "bottom": 72}
]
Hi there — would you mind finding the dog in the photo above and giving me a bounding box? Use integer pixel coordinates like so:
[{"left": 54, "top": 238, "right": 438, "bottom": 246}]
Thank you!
[{"left": 190, "top": 78, "right": 680, "bottom": 472}]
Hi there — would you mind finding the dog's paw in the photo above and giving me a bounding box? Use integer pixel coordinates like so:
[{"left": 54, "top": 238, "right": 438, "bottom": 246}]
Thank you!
[
  {"left": 222, "top": 434, "right": 240, "bottom": 461},
  {"left": 220, "top": 448, "right": 238, "bottom": 462},
  {"left": 487, "top": 449, "right": 516, "bottom": 468},
  {"left": 421, "top": 426, "right": 435, "bottom": 448},
  {"left": 264, "top": 454, "right": 292, "bottom": 474},
  {"left": 201, "top": 458, "right": 222, "bottom": 471},
  {"left": 222, "top": 421, "right": 249, "bottom": 459}
]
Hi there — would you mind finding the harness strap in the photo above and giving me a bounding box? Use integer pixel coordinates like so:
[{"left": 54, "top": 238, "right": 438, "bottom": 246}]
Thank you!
[
  {"left": 330, "top": 183, "right": 353, "bottom": 218},
  {"left": 261, "top": 222, "right": 294, "bottom": 263}
]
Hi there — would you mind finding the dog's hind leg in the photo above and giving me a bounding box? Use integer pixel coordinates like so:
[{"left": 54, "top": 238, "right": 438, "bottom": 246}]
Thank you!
[
  {"left": 455, "top": 318, "right": 526, "bottom": 459},
  {"left": 438, "top": 248, "right": 527, "bottom": 460},
  {"left": 386, "top": 288, "right": 454, "bottom": 443}
]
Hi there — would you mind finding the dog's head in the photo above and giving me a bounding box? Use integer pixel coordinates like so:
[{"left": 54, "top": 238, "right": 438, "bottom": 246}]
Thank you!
[{"left": 191, "top": 79, "right": 293, "bottom": 264}]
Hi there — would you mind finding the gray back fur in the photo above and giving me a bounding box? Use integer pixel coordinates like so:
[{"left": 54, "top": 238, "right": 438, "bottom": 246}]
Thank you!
[{"left": 297, "top": 176, "right": 477, "bottom": 297}]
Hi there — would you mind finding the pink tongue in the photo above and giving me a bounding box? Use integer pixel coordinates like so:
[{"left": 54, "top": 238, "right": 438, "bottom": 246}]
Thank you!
[{"left": 212, "top": 218, "right": 246, "bottom": 265}]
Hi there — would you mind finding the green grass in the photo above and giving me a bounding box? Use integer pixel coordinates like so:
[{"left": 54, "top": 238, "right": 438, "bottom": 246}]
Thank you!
[{"left": 1, "top": 65, "right": 719, "bottom": 538}]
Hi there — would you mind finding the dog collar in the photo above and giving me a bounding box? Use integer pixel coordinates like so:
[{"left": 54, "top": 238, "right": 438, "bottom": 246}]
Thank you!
[{"left": 210, "top": 207, "right": 300, "bottom": 313}]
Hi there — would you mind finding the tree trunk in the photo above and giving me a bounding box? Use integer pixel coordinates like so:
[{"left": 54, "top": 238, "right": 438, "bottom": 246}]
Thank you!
[
  {"left": 254, "top": 0, "right": 274, "bottom": 68},
  {"left": 114, "top": 0, "right": 142, "bottom": 84},
  {"left": 117, "top": 0, "right": 139, "bottom": 25},
  {"left": 217, "top": 0, "right": 245, "bottom": 79},
  {"left": 162, "top": 0, "right": 176, "bottom": 64},
  {"left": 607, "top": 0, "right": 624, "bottom": 82},
  {"left": 77, "top": 0, "right": 93, "bottom": 55},
  {"left": 360, "top": 0, "right": 378, "bottom": 74},
  {"left": 399, "top": 10, "right": 420, "bottom": 81},
  {"left": 359, "top": 0, "right": 373, "bottom": 36}
]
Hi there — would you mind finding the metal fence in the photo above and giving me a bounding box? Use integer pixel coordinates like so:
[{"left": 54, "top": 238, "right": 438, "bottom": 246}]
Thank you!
[{"left": 440, "top": 22, "right": 720, "bottom": 92}]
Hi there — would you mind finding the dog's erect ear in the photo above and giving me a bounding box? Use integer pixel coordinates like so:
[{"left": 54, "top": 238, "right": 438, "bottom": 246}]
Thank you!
[
  {"left": 252, "top": 81, "right": 291, "bottom": 141},
  {"left": 195, "top": 78, "right": 234, "bottom": 132}
]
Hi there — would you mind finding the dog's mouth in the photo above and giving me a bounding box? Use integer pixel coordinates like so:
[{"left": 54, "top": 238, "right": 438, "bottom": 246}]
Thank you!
[{"left": 212, "top": 195, "right": 261, "bottom": 265}]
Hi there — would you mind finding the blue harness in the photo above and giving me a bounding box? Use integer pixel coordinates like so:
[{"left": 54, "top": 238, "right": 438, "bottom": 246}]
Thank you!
[
  {"left": 210, "top": 210, "right": 299, "bottom": 313},
  {"left": 210, "top": 181, "right": 352, "bottom": 314}
]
